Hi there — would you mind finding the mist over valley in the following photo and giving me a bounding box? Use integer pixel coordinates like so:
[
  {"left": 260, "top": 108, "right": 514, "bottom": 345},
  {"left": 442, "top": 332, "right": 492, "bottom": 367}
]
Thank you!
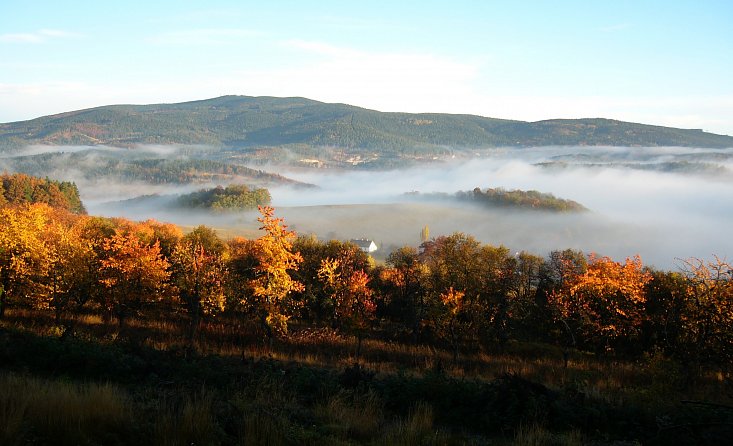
[
  {"left": 1, "top": 98, "right": 732, "bottom": 269},
  {"left": 8, "top": 144, "right": 724, "bottom": 270}
]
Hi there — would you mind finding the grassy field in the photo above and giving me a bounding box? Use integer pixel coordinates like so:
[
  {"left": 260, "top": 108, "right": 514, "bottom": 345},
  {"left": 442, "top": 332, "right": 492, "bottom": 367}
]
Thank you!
[{"left": 2, "top": 308, "right": 732, "bottom": 445}]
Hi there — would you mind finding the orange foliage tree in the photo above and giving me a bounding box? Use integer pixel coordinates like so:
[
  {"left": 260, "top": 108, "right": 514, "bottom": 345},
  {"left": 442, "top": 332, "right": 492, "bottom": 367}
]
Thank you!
[
  {"left": 552, "top": 254, "right": 652, "bottom": 353},
  {"left": 100, "top": 229, "right": 170, "bottom": 330}
]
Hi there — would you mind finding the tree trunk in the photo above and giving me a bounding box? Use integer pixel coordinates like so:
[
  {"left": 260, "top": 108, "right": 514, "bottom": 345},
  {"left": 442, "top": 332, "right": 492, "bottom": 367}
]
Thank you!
[
  {"left": 188, "top": 310, "right": 201, "bottom": 350},
  {"left": 117, "top": 305, "right": 126, "bottom": 332},
  {"left": 54, "top": 304, "right": 62, "bottom": 326},
  {"left": 0, "top": 288, "right": 5, "bottom": 319},
  {"left": 356, "top": 333, "right": 363, "bottom": 362}
]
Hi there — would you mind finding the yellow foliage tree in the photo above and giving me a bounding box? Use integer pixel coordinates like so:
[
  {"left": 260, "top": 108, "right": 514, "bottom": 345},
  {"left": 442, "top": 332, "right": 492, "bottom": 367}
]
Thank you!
[
  {"left": 45, "top": 215, "right": 98, "bottom": 325},
  {"left": 248, "top": 206, "right": 304, "bottom": 340},
  {"left": 0, "top": 204, "right": 54, "bottom": 318}
]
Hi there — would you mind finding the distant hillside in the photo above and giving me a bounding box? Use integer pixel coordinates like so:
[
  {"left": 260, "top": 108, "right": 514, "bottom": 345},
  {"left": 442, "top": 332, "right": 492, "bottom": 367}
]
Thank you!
[
  {"left": 1, "top": 96, "right": 731, "bottom": 154},
  {"left": 1, "top": 151, "right": 313, "bottom": 188}
]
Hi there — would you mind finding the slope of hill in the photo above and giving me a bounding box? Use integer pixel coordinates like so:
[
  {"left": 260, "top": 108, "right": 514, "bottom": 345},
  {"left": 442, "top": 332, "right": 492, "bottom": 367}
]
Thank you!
[{"left": 2, "top": 96, "right": 732, "bottom": 153}]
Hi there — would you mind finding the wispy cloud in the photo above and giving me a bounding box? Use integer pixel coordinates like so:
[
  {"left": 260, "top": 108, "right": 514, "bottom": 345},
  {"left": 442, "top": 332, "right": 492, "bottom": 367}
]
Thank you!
[
  {"left": 0, "top": 29, "right": 81, "bottom": 44},
  {"left": 149, "top": 28, "right": 262, "bottom": 45}
]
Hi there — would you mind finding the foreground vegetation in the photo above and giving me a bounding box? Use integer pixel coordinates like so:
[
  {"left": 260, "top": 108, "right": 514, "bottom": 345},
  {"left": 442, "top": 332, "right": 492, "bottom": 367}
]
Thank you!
[
  {"left": 3, "top": 308, "right": 733, "bottom": 445},
  {"left": 1, "top": 175, "right": 732, "bottom": 444}
]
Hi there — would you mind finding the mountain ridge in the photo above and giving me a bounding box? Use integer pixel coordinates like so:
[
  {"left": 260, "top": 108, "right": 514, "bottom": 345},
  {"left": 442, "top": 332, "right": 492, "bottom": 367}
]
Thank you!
[{"left": 1, "top": 95, "right": 732, "bottom": 151}]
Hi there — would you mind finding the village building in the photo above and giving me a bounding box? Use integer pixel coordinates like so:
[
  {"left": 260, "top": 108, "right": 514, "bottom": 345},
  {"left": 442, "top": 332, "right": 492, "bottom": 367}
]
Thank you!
[{"left": 350, "top": 238, "right": 378, "bottom": 253}]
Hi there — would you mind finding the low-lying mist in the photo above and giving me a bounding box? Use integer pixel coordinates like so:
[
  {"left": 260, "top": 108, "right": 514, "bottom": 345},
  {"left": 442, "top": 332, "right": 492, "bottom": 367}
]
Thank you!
[
  {"left": 10, "top": 144, "right": 729, "bottom": 270},
  {"left": 262, "top": 147, "right": 733, "bottom": 269}
]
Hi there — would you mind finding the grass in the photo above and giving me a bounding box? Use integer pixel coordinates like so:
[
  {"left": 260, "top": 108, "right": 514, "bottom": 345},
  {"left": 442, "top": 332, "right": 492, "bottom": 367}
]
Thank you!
[
  {"left": 153, "top": 390, "right": 219, "bottom": 446},
  {"left": 2, "top": 308, "right": 732, "bottom": 444},
  {"left": 512, "top": 423, "right": 585, "bottom": 446},
  {"left": 0, "top": 372, "right": 132, "bottom": 446},
  {"left": 315, "top": 390, "right": 384, "bottom": 441}
]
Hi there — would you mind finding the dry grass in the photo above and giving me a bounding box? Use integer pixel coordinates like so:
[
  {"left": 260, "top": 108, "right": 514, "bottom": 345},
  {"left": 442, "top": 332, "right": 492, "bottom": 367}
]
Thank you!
[
  {"left": 379, "top": 402, "right": 447, "bottom": 446},
  {"left": 315, "top": 390, "right": 384, "bottom": 441},
  {"left": 3, "top": 306, "right": 731, "bottom": 414},
  {"left": 512, "top": 423, "right": 584, "bottom": 446},
  {"left": 153, "top": 390, "right": 219, "bottom": 446},
  {"left": 238, "top": 411, "right": 288, "bottom": 446},
  {"left": 0, "top": 372, "right": 131, "bottom": 445}
]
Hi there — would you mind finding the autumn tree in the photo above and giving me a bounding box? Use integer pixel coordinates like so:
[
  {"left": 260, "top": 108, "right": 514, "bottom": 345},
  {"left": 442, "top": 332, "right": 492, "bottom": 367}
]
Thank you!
[
  {"left": 226, "top": 236, "right": 258, "bottom": 314},
  {"left": 420, "top": 233, "right": 485, "bottom": 300},
  {"left": 141, "top": 219, "right": 183, "bottom": 259},
  {"left": 506, "top": 251, "right": 547, "bottom": 341},
  {"left": 380, "top": 246, "right": 429, "bottom": 341},
  {"left": 318, "top": 255, "right": 376, "bottom": 359},
  {"left": 99, "top": 229, "right": 170, "bottom": 330},
  {"left": 431, "top": 287, "right": 475, "bottom": 363},
  {"left": 420, "top": 225, "right": 429, "bottom": 243},
  {"left": 0, "top": 181, "right": 6, "bottom": 207},
  {"left": 170, "top": 226, "right": 226, "bottom": 348},
  {"left": 0, "top": 204, "right": 54, "bottom": 318},
  {"left": 539, "top": 249, "right": 587, "bottom": 347},
  {"left": 642, "top": 269, "right": 688, "bottom": 355},
  {"left": 45, "top": 215, "right": 97, "bottom": 325},
  {"left": 551, "top": 254, "right": 652, "bottom": 354},
  {"left": 676, "top": 256, "right": 733, "bottom": 375},
  {"left": 290, "top": 235, "right": 329, "bottom": 322},
  {"left": 246, "top": 206, "right": 304, "bottom": 341},
  {"left": 475, "top": 244, "right": 516, "bottom": 348},
  {"left": 291, "top": 237, "right": 373, "bottom": 323},
  {"left": 419, "top": 233, "right": 517, "bottom": 348}
]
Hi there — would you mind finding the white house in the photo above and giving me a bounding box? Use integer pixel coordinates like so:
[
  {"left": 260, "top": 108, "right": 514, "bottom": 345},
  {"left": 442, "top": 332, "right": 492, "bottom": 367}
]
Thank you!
[{"left": 351, "top": 238, "right": 378, "bottom": 253}]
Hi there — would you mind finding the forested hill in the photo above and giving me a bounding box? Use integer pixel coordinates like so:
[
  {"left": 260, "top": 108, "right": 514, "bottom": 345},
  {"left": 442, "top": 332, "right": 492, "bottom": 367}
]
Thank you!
[{"left": 1, "top": 95, "right": 732, "bottom": 151}]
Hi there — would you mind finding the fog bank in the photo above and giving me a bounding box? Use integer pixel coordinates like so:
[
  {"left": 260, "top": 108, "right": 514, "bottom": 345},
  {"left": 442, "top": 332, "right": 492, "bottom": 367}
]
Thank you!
[{"left": 67, "top": 145, "right": 733, "bottom": 269}]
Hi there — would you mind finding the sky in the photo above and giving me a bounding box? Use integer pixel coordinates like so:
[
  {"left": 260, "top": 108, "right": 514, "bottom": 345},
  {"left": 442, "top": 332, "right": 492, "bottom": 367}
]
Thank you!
[{"left": 1, "top": 0, "right": 732, "bottom": 135}]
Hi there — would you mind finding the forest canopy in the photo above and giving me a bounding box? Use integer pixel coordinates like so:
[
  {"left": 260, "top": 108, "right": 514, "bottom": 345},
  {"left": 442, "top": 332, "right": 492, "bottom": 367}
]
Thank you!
[{"left": 0, "top": 172, "right": 85, "bottom": 214}]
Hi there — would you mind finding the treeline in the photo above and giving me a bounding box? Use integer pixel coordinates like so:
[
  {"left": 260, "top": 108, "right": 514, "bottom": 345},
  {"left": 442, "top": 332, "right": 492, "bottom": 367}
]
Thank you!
[
  {"left": 1, "top": 200, "right": 731, "bottom": 381},
  {"left": 460, "top": 187, "right": 587, "bottom": 212},
  {"left": 5, "top": 154, "right": 306, "bottom": 186},
  {"left": 176, "top": 184, "right": 271, "bottom": 211},
  {"left": 409, "top": 187, "right": 587, "bottom": 212},
  {"left": 1, "top": 173, "right": 85, "bottom": 214}
]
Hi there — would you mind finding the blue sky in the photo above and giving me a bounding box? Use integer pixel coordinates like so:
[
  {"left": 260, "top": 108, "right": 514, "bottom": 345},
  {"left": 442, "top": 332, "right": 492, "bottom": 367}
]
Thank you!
[{"left": 1, "top": 0, "right": 732, "bottom": 134}]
